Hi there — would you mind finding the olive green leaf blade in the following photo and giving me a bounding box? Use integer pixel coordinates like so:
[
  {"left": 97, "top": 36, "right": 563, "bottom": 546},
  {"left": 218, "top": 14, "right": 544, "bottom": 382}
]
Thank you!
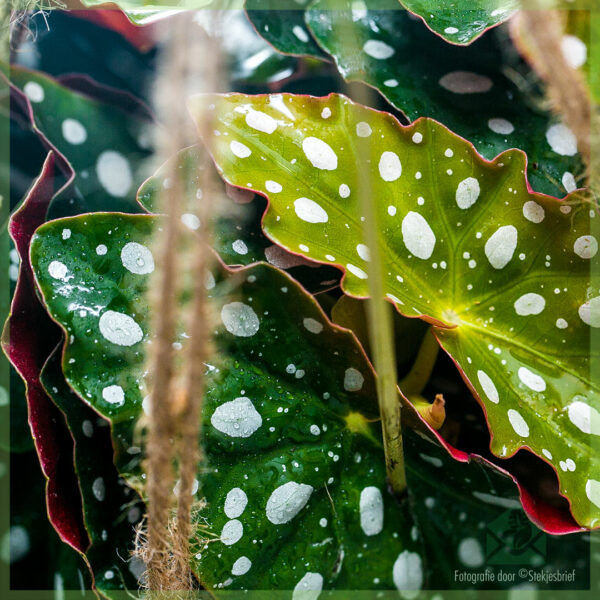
[
  {"left": 10, "top": 67, "right": 152, "bottom": 215},
  {"left": 189, "top": 91, "right": 600, "bottom": 529},
  {"left": 29, "top": 213, "right": 424, "bottom": 593},
  {"left": 305, "top": 0, "right": 583, "bottom": 197},
  {"left": 398, "top": 0, "right": 518, "bottom": 45}
]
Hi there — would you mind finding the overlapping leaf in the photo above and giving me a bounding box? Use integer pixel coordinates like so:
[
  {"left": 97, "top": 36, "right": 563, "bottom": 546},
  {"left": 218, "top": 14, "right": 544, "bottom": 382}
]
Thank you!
[
  {"left": 29, "top": 213, "right": 589, "bottom": 590},
  {"left": 137, "top": 144, "right": 341, "bottom": 292},
  {"left": 245, "top": 0, "right": 328, "bottom": 58},
  {"left": 41, "top": 348, "right": 145, "bottom": 594},
  {"left": 2, "top": 153, "right": 89, "bottom": 553},
  {"left": 9, "top": 67, "right": 152, "bottom": 216},
  {"left": 305, "top": 0, "right": 584, "bottom": 197},
  {"left": 189, "top": 91, "right": 600, "bottom": 529},
  {"left": 398, "top": 0, "right": 518, "bottom": 45}
]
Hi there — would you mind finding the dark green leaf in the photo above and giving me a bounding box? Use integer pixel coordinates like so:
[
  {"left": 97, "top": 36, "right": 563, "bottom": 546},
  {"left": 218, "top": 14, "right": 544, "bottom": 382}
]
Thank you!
[{"left": 305, "top": 0, "right": 584, "bottom": 197}]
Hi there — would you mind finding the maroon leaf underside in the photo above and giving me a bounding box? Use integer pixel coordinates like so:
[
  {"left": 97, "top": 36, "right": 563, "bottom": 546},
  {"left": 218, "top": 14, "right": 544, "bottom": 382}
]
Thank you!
[{"left": 2, "top": 152, "right": 89, "bottom": 553}]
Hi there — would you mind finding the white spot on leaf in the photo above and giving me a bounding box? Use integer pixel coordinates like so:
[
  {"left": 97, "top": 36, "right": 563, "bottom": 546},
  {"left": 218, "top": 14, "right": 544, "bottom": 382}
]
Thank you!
[
  {"left": 477, "top": 370, "right": 499, "bottom": 404},
  {"left": 392, "top": 551, "right": 423, "bottom": 598},
  {"left": 455, "top": 177, "right": 480, "bottom": 209},
  {"left": 266, "top": 481, "right": 313, "bottom": 524},
  {"left": 546, "top": 124, "right": 578, "bottom": 156},
  {"left": 230, "top": 140, "right": 252, "bottom": 158},
  {"left": 62, "top": 119, "right": 87, "bottom": 144},
  {"left": 211, "top": 397, "right": 262, "bottom": 438},
  {"left": 292, "top": 572, "right": 323, "bottom": 600},
  {"left": 245, "top": 109, "right": 277, "bottom": 134},
  {"left": 102, "top": 385, "right": 124, "bottom": 406},
  {"left": 518, "top": 367, "right": 546, "bottom": 392},
  {"left": 363, "top": 39, "right": 395, "bottom": 59},
  {"left": 484, "top": 225, "right": 517, "bottom": 269},
  {"left": 401, "top": 212, "right": 436, "bottom": 259},
  {"left": 508, "top": 408, "right": 530, "bottom": 437},
  {"left": 224, "top": 488, "right": 248, "bottom": 519},
  {"left": 99, "top": 310, "right": 143, "bottom": 346},
  {"left": 439, "top": 71, "right": 493, "bottom": 94},
  {"left": 221, "top": 302, "right": 260, "bottom": 337},
  {"left": 514, "top": 293, "right": 545, "bottom": 316},
  {"left": 302, "top": 136, "right": 337, "bottom": 170},
  {"left": 96, "top": 151, "right": 132, "bottom": 197},
  {"left": 294, "top": 197, "right": 328, "bottom": 223},
  {"left": 221, "top": 520, "right": 243, "bottom": 545},
  {"left": 121, "top": 242, "right": 155, "bottom": 275},
  {"left": 344, "top": 367, "right": 364, "bottom": 391},
  {"left": 574, "top": 235, "right": 598, "bottom": 259},
  {"left": 487, "top": 118, "right": 514, "bottom": 135},
  {"left": 378, "top": 151, "right": 402, "bottom": 181},
  {"left": 359, "top": 486, "right": 384, "bottom": 536},
  {"left": 568, "top": 399, "right": 600, "bottom": 435},
  {"left": 522, "top": 201, "right": 545, "bottom": 223}
]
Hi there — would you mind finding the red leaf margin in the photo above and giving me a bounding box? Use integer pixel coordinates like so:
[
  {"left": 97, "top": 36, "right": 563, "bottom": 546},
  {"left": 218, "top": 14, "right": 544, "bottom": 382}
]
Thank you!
[{"left": 1, "top": 152, "right": 89, "bottom": 553}]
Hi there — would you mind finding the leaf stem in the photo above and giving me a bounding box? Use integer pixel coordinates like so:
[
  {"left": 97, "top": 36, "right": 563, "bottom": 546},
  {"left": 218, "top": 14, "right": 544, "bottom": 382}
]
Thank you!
[
  {"left": 399, "top": 327, "right": 440, "bottom": 397},
  {"left": 348, "top": 32, "right": 406, "bottom": 492}
]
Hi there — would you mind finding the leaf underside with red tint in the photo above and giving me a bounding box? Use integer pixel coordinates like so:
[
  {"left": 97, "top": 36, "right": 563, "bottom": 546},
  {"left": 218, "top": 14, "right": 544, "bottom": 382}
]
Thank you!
[{"left": 2, "top": 153, "right": 88, "bottom": 553}]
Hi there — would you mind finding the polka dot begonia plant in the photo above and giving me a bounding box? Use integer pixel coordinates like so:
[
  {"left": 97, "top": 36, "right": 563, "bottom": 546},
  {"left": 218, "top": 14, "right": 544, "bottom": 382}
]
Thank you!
[
  {"left": 27, "top": 213, "right": 588, "bottom": 593},
  {"left": 2, "top": 2, "right": 595, "bottom": 595}
]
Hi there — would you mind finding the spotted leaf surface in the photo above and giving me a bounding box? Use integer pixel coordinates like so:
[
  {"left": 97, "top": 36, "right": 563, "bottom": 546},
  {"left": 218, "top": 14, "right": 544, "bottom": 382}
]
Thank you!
[
  {"left": 28, "top": 214, "right": 589, "bottom": 590},
  {"left": 245, "top": 0, "right": 327, "bottom": 58},
  {"left": 306, "top": 0, "right": 583, "bottom": 197},
  {"left": 191, "top": 91, "right": 600, "bottom": 529},
  {"left": 10, "top": 67, "right": 151, "bottom": 215},
  {"left": 399, "top": 0, "right": 518, "bottom": 45},
  {"left": 137, "top": 145, "right": 341, "bottom": 292},
  {"left": 30, "top": 213, "right": 426, "bottom": 593}
]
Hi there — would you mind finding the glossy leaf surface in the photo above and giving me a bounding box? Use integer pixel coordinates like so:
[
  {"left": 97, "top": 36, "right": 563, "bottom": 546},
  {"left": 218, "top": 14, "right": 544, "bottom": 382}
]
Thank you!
[
  {"left": 41, "top": 348, "right": 145, "bottom": 594},
  {"left": 190, "top": 91, "right": 599, "bottom": 529},
  {"left": 245, "top": 0, "right": 327, "bottom": 58},
  {"left": 399, "top": 0, "right": 518, "bottom": 45},
  {"left": 10, "top": 67, "right": 151, "bottom": 215},
  {"left": 305, "top": 0, "right": 584, "bottom": 197},
  {"left": 29, "top": 213, "right": 589, "bottom": 590},
  {"left": 30, "top": 213, "right": 424, "bottom": 593}
]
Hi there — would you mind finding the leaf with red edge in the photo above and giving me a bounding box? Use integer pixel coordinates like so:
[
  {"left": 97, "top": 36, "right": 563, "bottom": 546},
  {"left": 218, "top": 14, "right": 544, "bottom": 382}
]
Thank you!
[
  {"left": 189, "top": 91, "right": 599, "bottom": 530},
  {"left": 1, "top": 153, "right": 88, "bottom": 553}
]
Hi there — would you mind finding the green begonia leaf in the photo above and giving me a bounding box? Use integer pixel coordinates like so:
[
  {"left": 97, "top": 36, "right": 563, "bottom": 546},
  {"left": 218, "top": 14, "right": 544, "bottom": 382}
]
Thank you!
[
  {"left": 245, "top": 0, "right": 328, "bottom": 58},
  {"left": 137, "top": 144, "right": 341, "bottom": 292},
  {"left": 305, "top": 0, "right": 584, "bottom": 197},
  {"left": 398, "top": 0, "right": 518, "bottom": 45},
  {"left": 30, "top": 213, "right": 424, "bottom": 593},
  {"left": 29, "top": 213, "right": 588, "bottom": 590},
  {"left": 40, "top": 349, "right": 144, "bottom": 594},
  {"left": 189, "top": 91, "right": 600, "bottom": 529},
  {"left": 10, "top": 67, "right": 151, "bottom": 215}
]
